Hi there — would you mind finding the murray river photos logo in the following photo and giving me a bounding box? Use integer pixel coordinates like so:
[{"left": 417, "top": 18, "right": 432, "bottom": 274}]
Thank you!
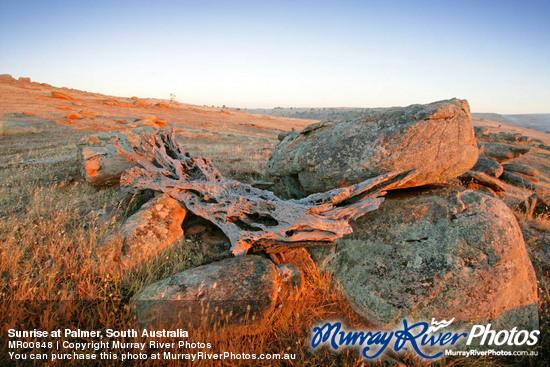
[{"left": 310, "top": 318, "right": 540, "bottom": 360}]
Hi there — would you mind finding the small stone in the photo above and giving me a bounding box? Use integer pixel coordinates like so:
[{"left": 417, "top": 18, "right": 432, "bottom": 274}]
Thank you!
[{"left": 67, "top": 113, "right": 83, "bottom": 120}]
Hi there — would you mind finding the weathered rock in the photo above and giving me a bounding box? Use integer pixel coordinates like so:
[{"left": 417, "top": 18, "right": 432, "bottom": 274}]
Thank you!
[
  {"left": 514, "top": 172, "right": 539, "bottom": 183},
  {"left": 499, "top": 132, "right": 523, "bottom": 142},
  {"left": 277, "top": 130, "right": 298, "bottom": 141},
  {"left": 134, "top": 115, "right": 166, "bottom": 128},
  {"left": 132, "top": 256, "right": 303, "bottom": 332},
  {"left": 186, "top": 224, "right": 207, "bottom": 236},
  {"left": 0, "top": 74, "right": 16, "bottom": 82},
  {"left": 0, "top": 121, "right": 42, "bottom": 136},
  {"left": 268, "top": 99, "right": 478, "bottom": 195},
  {"left": 471, "top": 155, "right": 503, "bottom": 177},
  {"left": 309, "top": 186, "right": 538, "bottom": 330},
  {"left": 51, "top": 90, "right": 76, "bottom": 100},
  {"left": 500, "top": 171, "right": 537, "bottom": 190},
  {"left": 134, "top": 99, "right": 148, "bottom": 107},
  {"left": 518, "top": 193, "right": 550, "bottom": 217},
  {"left": 76, "top": 127, "right": 155, "bottom": 185},
  {"left": 458, "top": 171, "right": 506, "bottom": 193},
  {"left": 67, "top": 113, "right": 83, "bottom": 120},
  {"left": 483, "top": 143, "right": 530, "bottom": 162},
  {"left": 80, "top": 110, "right": 98, "bottom": 116},
  {"left": 474, "top": 126, "right": 489, "bottom": 137},
  {"left": 502, "top": 163, "right": 540, "bottom": 177},
  {"left": 98, "top": 194, "right": 187, "bottom": 269}
]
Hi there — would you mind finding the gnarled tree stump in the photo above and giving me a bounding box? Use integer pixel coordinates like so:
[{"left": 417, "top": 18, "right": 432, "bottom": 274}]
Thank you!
[{"left": 117, "top": 129, "right": 416, "bottom": 256}]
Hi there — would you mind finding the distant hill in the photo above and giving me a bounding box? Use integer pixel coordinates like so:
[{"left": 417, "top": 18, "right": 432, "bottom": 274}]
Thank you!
[
  {"left": 243, "top": 107, "right": 387, "bottom": 121},
  {"left": 474, "top": 113, "right": 550, "bottom": 134},
  {"left": 505, "top": 114, "right": 550, "bottom": 134},
  {"left": 472, "top": 113, "right": 517, "bottom": 125}
]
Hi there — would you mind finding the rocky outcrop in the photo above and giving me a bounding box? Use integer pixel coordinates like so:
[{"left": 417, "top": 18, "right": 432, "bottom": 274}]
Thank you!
[
  {"left": 268, "top": 99, "right": 478, "bottom": 195},
  {"left": 308, "top": 186, "right": 538, "bottom": 330},
  {"left": 98, "top": 194, "right": 187, "bottom": 269},
  {"left": 474, "top": 126, "right": 489, "bottom": 137},
  {"left": 134, "top": 115, "right": 167, "bottom": 127},
  {"left": 500, "top": 171, "right": 537, "bottom": 190},
  {"left": 51, "top": 90, "right": 76, "bottom": 100},
  {"left": 77, "top": 127, "right": 155, "bottom": 185},
  {"left": 502, "top": 163, "right": 540, "bottom": 177},
  {"left": 483, "top": 143, "right": 530, "bottom": 163},
  {"left": 0, "top": 74, "right": 16, "bottom": 82},
  {"left": 132, "top": 256, "right": 303, "bottom": 333}
]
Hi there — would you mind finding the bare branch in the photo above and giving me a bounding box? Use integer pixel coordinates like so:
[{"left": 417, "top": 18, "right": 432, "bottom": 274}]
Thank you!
[{"left": 117, "top": 128, "right": 416, "bottom": 256}]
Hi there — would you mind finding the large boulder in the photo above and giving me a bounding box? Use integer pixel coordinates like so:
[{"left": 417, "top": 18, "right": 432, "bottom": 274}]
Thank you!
[
  {"left": 98, "top": 193, "right": 187, "bottom": 269},
  {"left": 132, "top": 256, "right": 303, "bottom": 333},
  {"left": 268, "top": 99, "right": 478, "bottom": 195},
  {"left": 77, "top": 127, "right": 155, "bottom": 185},
  {"left": 308, "top": 186, "right": 538, "bottom": 330}
]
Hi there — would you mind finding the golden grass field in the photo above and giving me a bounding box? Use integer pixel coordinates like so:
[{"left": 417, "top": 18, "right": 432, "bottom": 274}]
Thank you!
[{"left": 0, "top": 76, "right": 548, "bottom": 366}]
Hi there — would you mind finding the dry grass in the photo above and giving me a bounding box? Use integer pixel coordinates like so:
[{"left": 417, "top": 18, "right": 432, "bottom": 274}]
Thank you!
[
  {"left": 0, "top": 179, "right": 380, "bottom": 366},
  {"left": 1, "top": 124, "right": 549, "bottom": 366}
]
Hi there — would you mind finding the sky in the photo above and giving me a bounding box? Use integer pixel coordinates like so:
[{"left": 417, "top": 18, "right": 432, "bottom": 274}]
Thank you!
[{"left": 0, "top": 0, "right": 549, "bottom": 113}]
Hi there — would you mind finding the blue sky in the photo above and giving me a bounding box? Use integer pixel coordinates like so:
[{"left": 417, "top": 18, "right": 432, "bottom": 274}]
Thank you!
[{"left": 1, "top": 0, "right": 548, "bottom": 113}]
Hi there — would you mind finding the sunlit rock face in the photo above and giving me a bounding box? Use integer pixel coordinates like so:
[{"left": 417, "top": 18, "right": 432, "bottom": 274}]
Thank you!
[
  {"left": 97, "top": 193, "right": 187, "bottom": 270},
  {"left": 472, "top": 155, "right": 504, "bottom": 178},
  {"left": 131, "top": 255, "right": 303, "bottom": 334},
  {"left": 309, "top": 186, "right": 538, "bottom": 330},
  {"left": 268, "top": 98, "right": 478, "bottom": 196}
]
